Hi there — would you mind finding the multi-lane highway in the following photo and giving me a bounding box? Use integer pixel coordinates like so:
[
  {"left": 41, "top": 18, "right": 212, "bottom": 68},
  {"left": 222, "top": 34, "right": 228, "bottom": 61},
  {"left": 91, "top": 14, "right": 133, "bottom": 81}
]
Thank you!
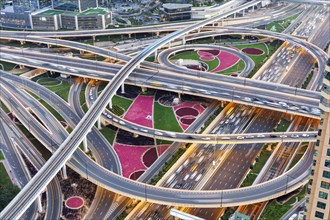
[{"left": 0, "top": 0, "right": 328, "bottom": 219}]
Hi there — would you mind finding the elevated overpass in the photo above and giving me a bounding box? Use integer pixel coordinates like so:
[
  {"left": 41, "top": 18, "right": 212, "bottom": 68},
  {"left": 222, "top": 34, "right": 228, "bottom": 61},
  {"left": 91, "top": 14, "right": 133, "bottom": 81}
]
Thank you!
[{"left": 0, "top": 1, "right": 323, "bottom": 218}]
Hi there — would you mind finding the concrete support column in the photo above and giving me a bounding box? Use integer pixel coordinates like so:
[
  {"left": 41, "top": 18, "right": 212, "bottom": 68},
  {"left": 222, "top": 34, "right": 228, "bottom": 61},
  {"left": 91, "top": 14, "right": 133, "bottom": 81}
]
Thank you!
[
  {"left": 290, "top": 114, "right": 293, "bottom": 121},
  {"left": 92, "top": 36, "right": 96, "bottom": 45},
  {"left": 156, "top": 32, "right": 160, "bottom": 36},
  {"left": 83, "top": 138, "right": 88, "bottom": 153},
  {"left": 80, "top": 50, "right": 84, "bottom": 54},
  {"left": 221, "top": 101, "right": 224, "bottom": 108},
  {"left": 47, "top": 44, "right": 51, "bottom": 48},
  {"left": 242, "top": 9, "right": 245, "bottom": 16},
  {"left": 234, "top": 13, "right": 236, "bottom": 19},
  {"left": 154, "top": 50, "right": 158, "bottom": 62},
  {"left": 97, "top": 117, "right": 102, "bottom": 129},
  {"left": 252, "top": 5, "right": 254, "bottom": 12},
  {"left": 109, "top": 101, "right": 113, "bottom": 109},
  {"left": 168, "top": 41, "right": 171, "bottom": 48},
  {"left": 241, "top": 35, "right": 245, "bottom": 39},
  {"left": 178, "top": 93, "right": 181, "bottom": 100},
  {"left": 121, "top": 84, "right": 125, "bottom": 94},
  {"left": 128, "top": 33, "right": 132, "bottom": 38},
  {"left": 62, "top": 164, "right": 68, "bottom": 179},
  {"left": 141, "top": 87, "right": 147, "bottom": 92},
  {"left": 37, "top": 195, "right": 43, "bottom": 213},
  {"left": 19, "top": 65, "right": 24, "bottom": 69},
  {"left": 221, "top": 18, "right": 224, "bottom": 26},
  {"left": 182, "top": 36, "right": 186, "bottom": 45},
  {"left": 20, "top": 41, "right": 25, "bottom": 45}
]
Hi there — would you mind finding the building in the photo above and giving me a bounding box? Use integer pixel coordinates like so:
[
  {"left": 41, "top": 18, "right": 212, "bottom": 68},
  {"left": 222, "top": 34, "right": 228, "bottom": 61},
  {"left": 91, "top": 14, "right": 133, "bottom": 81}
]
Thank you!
[
  {"left": 31, "top": 8, "right": 111, "bottom": 30},
  {"left": 13, "top": 0, "right": 52, "bottom": 13},
  {"left": 52, "top": 0, "right": 97, "bottom": 12},
  {"left": 305, "top": 49, "right": 330, "bottom": 220},
  {"left": 162, "top": 3, "right": 192, "bottom": 21}
]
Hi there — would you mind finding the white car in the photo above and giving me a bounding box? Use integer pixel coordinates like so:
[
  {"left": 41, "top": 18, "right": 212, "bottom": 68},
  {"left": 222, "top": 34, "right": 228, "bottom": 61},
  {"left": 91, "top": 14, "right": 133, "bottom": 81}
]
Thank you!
[{"left": 237, "top": 136, "right": 244, "bottom": 140}]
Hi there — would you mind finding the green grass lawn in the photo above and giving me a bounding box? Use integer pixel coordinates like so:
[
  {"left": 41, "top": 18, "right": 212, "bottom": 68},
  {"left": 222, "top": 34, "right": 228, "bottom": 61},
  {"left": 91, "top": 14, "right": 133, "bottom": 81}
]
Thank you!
[
  {"left": 0, "top": 101, "right": 10, "bottom": 113},
  {"left": 99, "top": 127, "right": 116, "bottom": 145},
  {"left": 0, "top": 163, "right": 11, "bottom": 186},
  {"left": 0, "top": 61, "right": 16, "bottom": 71},
  {"left": 240, "top": 145, "right": 273, "bottom": 187},
  {"left": 260, "top": 185, "right": 307, "bottom": 220},
  {"left": 16, "top": 123, "right": 52, "bottom": 160},
  {"left": 112, "top": 95, "right": 133, "bottom": 112},
  {"left": 289, "top": 144, "right": 308, "bottom": 169},
  {"left": 36, "top": 77, "right": 71, "bottom": 101},
  {"left": 274, "top": 118, "right": 291, "bottom": 132},
  {"left": 266, "top": 13, "right": 300, "bottom": 33},
  {"left": 153, "top": 102, "right": 182, "bottom": 133},
  {"left": 27, "top": 92, "right": 65, "bottom": 122},
  {"left": 0, "top": 151, "right": 4, "bottom": 160},
  {"left": 37, "top": 78, "right": 61, "bottom": 87}
]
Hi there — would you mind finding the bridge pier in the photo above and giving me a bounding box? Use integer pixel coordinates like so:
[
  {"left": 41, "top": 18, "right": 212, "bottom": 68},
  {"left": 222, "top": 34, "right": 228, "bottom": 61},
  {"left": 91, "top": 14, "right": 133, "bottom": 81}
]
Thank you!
[
  {"left": 178, "top": 93, "right": 181, "bottom": 100},
  {"left": 47, "top": 44, "right": 51, "bottom": 48},
  {"left": 109, "top": 101, "right": 113, "bottom": 109},
  {"left": 154, "top": 50, "right": 158, "bottom": 62},
  {"left": 156, "top": 32, "right": 160, "bottom": 36},
  {"left": 242, "top": 9, "right": 245, "bottom": 16},
  {"left": 37, "top": 195, "right": 43, "bottom": 213},
  {"left": 252, "top": 5, "right": 255, "bottom": 12},
  {"left": 221, "top": 101, "right": 224, "bottom": 108},
  {"left": 62, "top": 164, "right": 68, "bottom": 179},
  {"left": 121, "top": 84, "right": 125, "bottom": 94},
  {"left": 83, "top": 138, "right": 88, "bottom": 153},
  {"left": 19, "top": 64, "right": 25, "bottom": 69},
  {"left": 97, "top": 117, "right": 102, "bottom": 129},
  {"left": 182, "top": 36, "right": 186, "bottom": 45},
  {"left": 20, "top": 41, "right": 25, "bottom": 45},
  {"left": 234, "top": 13, "right": 236, "bottom": 19},
  {"left": 128, "top": 33, "right": 132, "bottom": 38},
  {"left": 141, "top": 87, "right": 147, "bottom": 92}
]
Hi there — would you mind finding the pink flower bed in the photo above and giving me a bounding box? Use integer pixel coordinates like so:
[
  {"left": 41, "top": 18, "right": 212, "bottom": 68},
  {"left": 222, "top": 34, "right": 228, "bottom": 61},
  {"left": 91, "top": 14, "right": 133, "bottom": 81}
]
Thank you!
[
  {"left": 114, "top": 143, "right": 150, "bottom": 178},
  {"left": 242, "top": 48, "right": 264, "bottom": 55},
  {"left": 157, "top": 145, "right": 169, "bottom": 156},
  {"left": 124, "top": 95, "right": 154, "bottom": 128},
  {"left": 65, "top": 196, "right": 84, "bottom": 209},
  {"left": 197, "top": 49, "right": 240, "bottom": 73},
  {"left": 173, "top": 102, "right": 206, "bottom": 130},
  {"left": 211, "top": 50, "right": 240, "bottom": 72}
]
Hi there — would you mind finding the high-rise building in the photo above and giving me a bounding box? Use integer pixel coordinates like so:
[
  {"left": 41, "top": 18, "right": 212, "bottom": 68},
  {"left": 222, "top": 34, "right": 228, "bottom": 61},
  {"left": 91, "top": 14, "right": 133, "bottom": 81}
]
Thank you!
[
  {"left": 305, "top": 49, "right": 330, "bottom": 220},
  {"left": 53, "top": 0, "right": 97, "bottom": 12},
  {"left": 13, "top": 0, "right": 52, "bottom": 13}
]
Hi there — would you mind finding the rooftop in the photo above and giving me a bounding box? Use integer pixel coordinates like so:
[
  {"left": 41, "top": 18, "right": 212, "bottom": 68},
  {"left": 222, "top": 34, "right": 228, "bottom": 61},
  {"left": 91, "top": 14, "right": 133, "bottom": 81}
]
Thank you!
[
  {"left": 37, "top": 9, "right": 77, "bottom": 16},
  {"left": 163, "top": 3, "right": 192, "bottom": 10},
  {"left": 36, "top": 8, "right": 108, "bottom": 17}
]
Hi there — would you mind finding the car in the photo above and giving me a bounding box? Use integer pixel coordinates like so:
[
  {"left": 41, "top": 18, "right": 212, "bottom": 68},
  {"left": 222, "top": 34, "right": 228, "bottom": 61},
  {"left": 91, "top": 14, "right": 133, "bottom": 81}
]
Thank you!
[
  {"left": 243, "top": 97, "right": 252, "bottom": 102},
  {"left": 201, "top": 137, "right": 211, "bottom": 140},
  {"left": 280, "top": 135, "right": 287, "bottom": 138},
  {"left": 220, "top": 137, "right": 230, "bottom": 140},
  {"left": 237, "top": 136, "right": 244, "bottom": 140},
  {"left": 246, "top": 135, "right": 254, "bottom": 139},
  {"left": 112, "top": 118, "right": 118, "bottom": 123},
  {"left": 257, "top": 134, "right": 265, "bottom": 138},
  {"left": 140, "top": 128, "right": 149, "bottom": 133},
  {"left": 291, "top": 134, "right": 299, "bottom": 138},
  {"left": 155, "top": 131, "right": 163, "bottom": 136},
  {"left": 302, "top": 133, "right": 309, "bottom": 137},
  {"left": 270, "top": 134, "right": 277, "bottom": 138},
  {"left": 119, "top": 120, "right": 125, "bottom": 125}
]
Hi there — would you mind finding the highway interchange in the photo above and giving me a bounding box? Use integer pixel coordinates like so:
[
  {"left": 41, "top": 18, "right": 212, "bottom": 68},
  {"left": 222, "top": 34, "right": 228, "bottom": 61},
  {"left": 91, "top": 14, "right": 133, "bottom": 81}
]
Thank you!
[{"left": 0, "top": 0, "right": 329, "bottom": 219}]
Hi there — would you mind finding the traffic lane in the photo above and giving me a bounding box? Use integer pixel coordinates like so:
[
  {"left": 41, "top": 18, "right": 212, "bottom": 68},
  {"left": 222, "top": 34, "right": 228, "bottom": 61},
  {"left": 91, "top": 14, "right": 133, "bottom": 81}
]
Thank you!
[
  {"left": 1, "top": 73, "right": 122, "bottom": 174},
  {"left": 0, "top": 54, "right": 322, "bottom": 121},
  {"left": 69, "top": 82, "right": 117, "bottom": 219},
  {"left": 0, "top": 26, "right": 326, "bottom": 100},
  {"left": 0, "top": 46, "right": 321, "bottom": 102},
  {"left": 187, "top": 110, "right": 281, "bottom": 219}
]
